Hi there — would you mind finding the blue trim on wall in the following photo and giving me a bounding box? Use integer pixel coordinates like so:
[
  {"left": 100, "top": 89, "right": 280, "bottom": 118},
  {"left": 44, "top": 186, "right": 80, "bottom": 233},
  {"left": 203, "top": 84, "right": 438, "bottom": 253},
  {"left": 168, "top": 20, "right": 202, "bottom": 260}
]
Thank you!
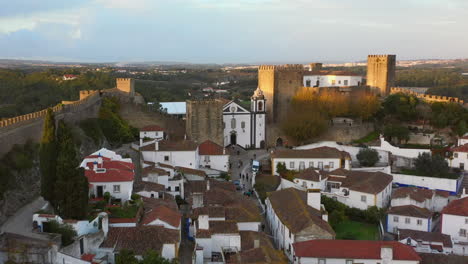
[{"left": 392, "top": 182, "right": 457, "bottom": 195}]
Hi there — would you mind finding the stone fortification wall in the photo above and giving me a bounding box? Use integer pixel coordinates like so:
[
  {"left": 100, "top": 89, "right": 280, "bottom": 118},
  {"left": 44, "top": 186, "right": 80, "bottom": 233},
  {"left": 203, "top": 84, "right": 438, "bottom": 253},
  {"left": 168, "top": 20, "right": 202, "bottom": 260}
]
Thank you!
[
  {"left": 186, "top": 99, "right": 224, "bottom": 146},
  {"left": 390, "top": 87, "right": 465, "bottom": 105},
  {"left": 0, "top": 90, "right": 102, "bottom": 157}
]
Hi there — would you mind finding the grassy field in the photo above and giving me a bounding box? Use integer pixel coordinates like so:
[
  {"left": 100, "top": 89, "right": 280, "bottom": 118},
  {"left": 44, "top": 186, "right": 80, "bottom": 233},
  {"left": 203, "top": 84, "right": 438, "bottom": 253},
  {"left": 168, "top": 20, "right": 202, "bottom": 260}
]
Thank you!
[
  {"left": 334, "top": 220, "right": 379, "bottom": 240},
  {"left": 352, "top": 131, "right": 380, "bottom": 144}
]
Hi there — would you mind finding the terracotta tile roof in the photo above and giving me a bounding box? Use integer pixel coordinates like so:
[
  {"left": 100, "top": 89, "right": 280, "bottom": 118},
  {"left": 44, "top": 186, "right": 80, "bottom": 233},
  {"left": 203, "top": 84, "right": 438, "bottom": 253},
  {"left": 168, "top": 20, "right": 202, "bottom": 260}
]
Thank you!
[
  {"left": 141, "top": 182, "right": 165, "bottom": 192},
  {"left": 108, "top": 218, "right": 137, "bottom": 224},
  {"left": 142, "top": 166, "right": 168, "bottom": 176},
  {"left": 326, "top": 169, "right": 392, "bottom": 194},
  {"left": 435, "top": 190, "right": 450, "bottom": 198},
  {"left": 293, "top": 240, "right": 421, "bottom": 261},
  {"left": 176, "top": 166, "right": 207, "bottom": 177},
  {"left": 388, "top": 205, "right": 432, "bottom": 218},
  {"left": 193, "top": 206, "right": 225, "bottom": 218},
  {"left": 198, "top": 140, "right": 226, "bottom": 155},
  {"left": 272, "top": 146, "right": 351, "bottom": 160},
  {"left": 267, "top": 188, "right": 335, "bottom": 236},
  {"left": 295, "top": 168, "right": 323, "bottom": 182},
  {"left": 141, "top": 125, "right": 165, "bottom": 132},
  {"left": 392, "top": 187, "right": 434, "bottom": 203},
  {"left": 142, "top": 196, "right": 178, "bottom": 210},
  {"left": 399, "top": 229, "right": 453, "bottom": 248},
  {"left": 81, "top": 254, "right": 95, "bottom": 262},
  {"left": 209, "top": 220, "right": 238, "bottom": 234},
  {"left": 228, "top": 232, "right": 287, "bottom": 264},
  {"left": 157, "top": 163, "right": 174, "bottom": 169},
  {"left": 441, "top": 197, "right": 468, "bottom": 216},
  {"left": 141, "top": 205, "right": 181, "bottom": 228},
  {"left": 225, "top": 197, "right": 262, "bottom": 222},
  {"left": 160, "top": 140, "right": 198, "bottom": 151},
  {"left": 418, "top": 253, "right": 468, "bottom": 264},
  {"left": 452, "top": 143, "right": 468, "bottom": 153},
  {"left": 84, "top": 160, "right": 134, "bottom": 183},
  {"left": 100, "top": 226, "right": 179, "bottom": 255}
]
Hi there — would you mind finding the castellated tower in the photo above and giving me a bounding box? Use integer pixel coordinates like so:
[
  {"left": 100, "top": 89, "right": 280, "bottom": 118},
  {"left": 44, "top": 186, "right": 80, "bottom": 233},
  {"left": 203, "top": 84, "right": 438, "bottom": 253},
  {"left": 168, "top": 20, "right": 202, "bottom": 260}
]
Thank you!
[
  {"left": 116, "top": 78, "right": 135, "bottom": 96},
  {"left": 366, "top": 55, "right": 396, "bottom": 96},
  {"left": 258, "top": 64, "right": 304, "bottom": 123},
  {"left": 186, "top": 99, "right": 224, "bottom": 146}
]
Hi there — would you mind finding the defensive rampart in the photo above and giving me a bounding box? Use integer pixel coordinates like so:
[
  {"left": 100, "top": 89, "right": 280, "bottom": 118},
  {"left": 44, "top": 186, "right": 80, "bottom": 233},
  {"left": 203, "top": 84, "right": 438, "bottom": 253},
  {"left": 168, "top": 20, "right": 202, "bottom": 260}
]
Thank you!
[
  {"left": 390, "top": 87, "right": 465, "bottom": 105},
  {"left": 0, "top": 90, "right": 102, "bottom": 156}
]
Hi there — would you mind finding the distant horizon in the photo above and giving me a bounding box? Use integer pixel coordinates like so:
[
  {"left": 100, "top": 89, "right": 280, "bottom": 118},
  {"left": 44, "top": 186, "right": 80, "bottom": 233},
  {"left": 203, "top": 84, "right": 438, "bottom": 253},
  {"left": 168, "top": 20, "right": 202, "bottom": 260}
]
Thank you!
[
  {"left": 1, "top": 1, "right": 467, "bottom": 63},
  {"left": 1, "top": 56, "right": 467, "bottom": 66}
]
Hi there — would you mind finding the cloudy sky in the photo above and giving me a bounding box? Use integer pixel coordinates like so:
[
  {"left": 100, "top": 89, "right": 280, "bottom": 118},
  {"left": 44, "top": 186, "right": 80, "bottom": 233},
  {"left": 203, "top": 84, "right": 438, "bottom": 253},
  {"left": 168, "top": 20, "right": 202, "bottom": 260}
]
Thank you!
[{"left": 0, "top": 0, "right": 467, "bottom": 63}]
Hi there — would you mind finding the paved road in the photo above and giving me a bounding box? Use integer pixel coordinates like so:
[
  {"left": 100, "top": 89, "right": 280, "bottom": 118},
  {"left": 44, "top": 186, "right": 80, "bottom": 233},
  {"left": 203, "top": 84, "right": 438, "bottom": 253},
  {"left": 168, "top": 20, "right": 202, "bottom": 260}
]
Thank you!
[
  {"left": 227, "top": 145, "right": 268, "bottom": 191},
  {"left": 0, "top": 196, "right": 52, "bottom": 241}
]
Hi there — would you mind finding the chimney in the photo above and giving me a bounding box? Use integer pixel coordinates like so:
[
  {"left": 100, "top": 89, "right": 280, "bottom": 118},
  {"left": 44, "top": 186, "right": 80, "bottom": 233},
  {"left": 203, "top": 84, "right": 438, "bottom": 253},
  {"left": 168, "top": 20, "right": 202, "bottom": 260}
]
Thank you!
[
  {"left": 254, "top": 239, "right": 260, "bottom": 249},
  {"left": 380, "top": 245, "right": 393, "bottom": 261},
  {"left": 184, "top": 134, "right": 187, "bottom": 140},
  {"left": 206, "top": 180, "right": 210, "bottom": 191},
  {"left": 97, "top": 157, "right": 103, "bottom": 165},
  {"left": 223, "top": 148, "right": 226, "bottom": 155},
  {"left": 155, "top": 141, "right": 159, "bottom": 151},
  {"left": 93, "top": 162, "right": 98, "bottom": 171},
  {"left": 321, "top": 205, "right": 328, "bottom": 222},
  {"left": 307, "top": 189, "right": 321, "bottom": 211},
  {"left": 198, "top": 215, "right": 209, "bottom": 230}
]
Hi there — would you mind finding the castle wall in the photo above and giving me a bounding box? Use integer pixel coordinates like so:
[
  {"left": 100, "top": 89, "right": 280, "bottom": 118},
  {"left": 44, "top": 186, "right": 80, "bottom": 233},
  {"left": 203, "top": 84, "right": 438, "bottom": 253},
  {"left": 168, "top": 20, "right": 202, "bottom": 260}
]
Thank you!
[
  {"left": 186, "top": 99, "right": 224, "bottom": 146},
  {"left": 258, "top": 66, "right": 276, "bottom": 123},
  {"left": 116, "top": 78, "right": 135, "bottom": 96},
  {"left": 390, "top": 87, "right": 465, "bottom": 105},
  {"left": 367, "top": 55, "right": 396, "bottom": 95},
  {"left": 0, "top": 92, "right": 102, "bottom": 157}
]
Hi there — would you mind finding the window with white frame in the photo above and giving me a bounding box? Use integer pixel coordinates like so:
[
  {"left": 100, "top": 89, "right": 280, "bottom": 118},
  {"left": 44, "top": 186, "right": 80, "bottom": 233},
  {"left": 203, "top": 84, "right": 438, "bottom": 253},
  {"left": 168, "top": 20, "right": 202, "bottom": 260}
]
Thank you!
[
  {"left": 290, "top": 162, "right": 295, "bottom": 169},
  {"left": 309, "top": 161, "right": 314, "bottom": 168},
  {"left": 454, "top": 153, "right": 458, "bottom": 158},
  {"left": 318, "top": 162, "right": 323, "bottom": 169},
  {"left": 204, "top": 156, "right": 210, "bottom": 162},
  {"left": 465, "top": 218, "right": 468, "bottom": 224},
  {"left": 344, "top": 80, "right": 349, "bottom": 85},
  {"left": 164, "top": 156, "right": 169, "bottom": 161},
  {"left": 329, "top": 162, "right": 334, "bottom": 169},
  {"left": 346, "top": 260, "right": 353, "bottom": 264},
  {"left": 113, "top": 185, "right": 120, "bottom": 193},
  {"left": 417, "top": 219, "right": 423, "bottom": 225},
  {"left": 393, "top": 216, "right": 399, "bottom": 222},
  {"left": 241, "top": 121, "right": 245, "bottom": 129},
  {"left": 361, "top": 195, "right": 366, "bottom": 202},
  {"left": 319, "top": 259, "right": 326, "bottom": 264},
  {"left": 405, "top": 218, "right": 411, "bottom": 224}
]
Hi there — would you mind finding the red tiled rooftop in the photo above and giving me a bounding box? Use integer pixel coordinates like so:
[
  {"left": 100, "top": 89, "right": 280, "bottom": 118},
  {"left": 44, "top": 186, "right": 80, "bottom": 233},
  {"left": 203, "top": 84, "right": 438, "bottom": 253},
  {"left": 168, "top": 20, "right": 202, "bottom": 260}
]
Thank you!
[
  {"left": 199, "top": 140, "right": 225, "bottom": 155},
  {"left": 81, "top": 254, "right": 95, "bottom": 262},
  {"left": 109, "top": 218, "right": 137, "bottom": 223},
  {"left": 141, "top": 125, "right": 165, "bottom": 132},
  {"left": 84, "top": 160, "right": 134, "bottom": 183},
  {"left": 442, "top": 197, "right": 468, "bottom": 216},
  {"left": 293, "top": 240, "right": 421, "bottom": 261},
  {"left": 452, "top": 144, "right": 468, "bottom": 153},
  {"left": 141, "top": 205, "right": 181, "bottom": 228}
]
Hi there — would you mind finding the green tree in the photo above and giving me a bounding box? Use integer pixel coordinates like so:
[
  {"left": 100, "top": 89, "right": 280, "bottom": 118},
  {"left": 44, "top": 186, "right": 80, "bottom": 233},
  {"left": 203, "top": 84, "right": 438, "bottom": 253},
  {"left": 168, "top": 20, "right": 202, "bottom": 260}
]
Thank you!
[
  {"left": 383, "top": 124, "right": 410, "bottom": 144},
  {"left": 39, "top": 108, "right": 57, "bottom": 203},
  {"left": 456, "top": 120, "right": 468, "bottom": 136},
  {"left": 414, "top": 153, "right": 449, "bottom": 177},
  {"left": 140, "top": 250, "right": 175, "bottom": 264},
  {"left": 356, "top": 148, "right": 380, "bottom": 167},
  {"left": 43, "top": 220, "right": 77, "bottom": 246},
  {"left": 276, "top": 162, "right": 287, "bottom": 174},
  {"left": 382, "top": 93, "right": 419, "bottom": 121},
  {"left": 54, "top": 121, "right": 89, "bottom": 219},
  {"left": 116, "top": 249, "right": 139, "bottom": 264}
]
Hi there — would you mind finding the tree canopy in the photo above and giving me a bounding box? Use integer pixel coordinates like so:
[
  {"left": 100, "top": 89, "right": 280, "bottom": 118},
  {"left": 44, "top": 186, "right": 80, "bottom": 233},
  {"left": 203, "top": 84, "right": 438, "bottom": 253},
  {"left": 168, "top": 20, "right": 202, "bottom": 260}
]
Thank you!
[
  {"left": 40, "top": 108, "right": 57, "bottom": 203},
  {"left": 356, "top": 148, "right": 380, "bottom": 167}
]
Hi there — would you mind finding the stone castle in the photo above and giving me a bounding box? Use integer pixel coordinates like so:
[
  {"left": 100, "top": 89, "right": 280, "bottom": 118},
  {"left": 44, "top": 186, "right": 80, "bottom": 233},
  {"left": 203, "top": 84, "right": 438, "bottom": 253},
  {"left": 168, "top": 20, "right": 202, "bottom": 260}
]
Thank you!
[
  {"left": 390, "top": 87, "right": 465, "bottom": 105},
  {"left": 185, "top": 99, "right": 224, "bottom": 146},
  {"left": 367, "top": 55, "right": 396, "bottom": 95}
]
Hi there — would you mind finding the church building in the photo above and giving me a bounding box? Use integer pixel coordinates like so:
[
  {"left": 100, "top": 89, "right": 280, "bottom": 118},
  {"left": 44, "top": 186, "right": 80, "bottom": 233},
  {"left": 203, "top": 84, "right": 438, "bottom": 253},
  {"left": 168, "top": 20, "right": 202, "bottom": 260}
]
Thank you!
[{"left": 222, "top": 87, "right": 266, "bottom": 149}]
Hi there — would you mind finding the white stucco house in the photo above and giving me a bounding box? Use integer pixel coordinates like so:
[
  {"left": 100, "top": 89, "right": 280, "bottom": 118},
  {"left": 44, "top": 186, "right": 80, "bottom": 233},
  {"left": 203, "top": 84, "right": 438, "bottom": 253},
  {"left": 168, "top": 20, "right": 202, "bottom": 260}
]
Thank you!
[
  {"left": 33, "top": 212, "right": 108, "bottom": 237},
  {"left": 293, "top": 240, "right": 421, "bottom": 264},
  {"left": 323, "top": 169, "right": 393, "bottom": 210},
  {"left": 198, "top": 140, "right": 229, "bottom": 172},
  {"left": 139, "top": 125, "right": 165, "bottom": 146},
  {"left": 398, "top": 229, "right": 453, "bottom": 254},
  {"left": 387, "top": 205, "right": 433, "bottom": 234},
  {"left": 223, "top": 87, "right": 266, "bottom": 148},
  {"left": 265, "top": 188, "right": 335, "bottom": 262},
  {"left": 271, "top": 147, "right": 351, "bottom": 175},
  {"left": 293, "top": 168, "right": 327, "bottom": 190},
  {"left": 80, "top": 150, "right": 135, "bottom": 202},
  {"left": 195, "top": 219, "right": 241, "bottom": 259},
  {"left": 141, "top": 139, "right": 200, "bottom": 169},
  {"left": 441, "top": 197, "right": 468, "bottom": 255},
  {"left": 449, "top": 143, "right": 468, "bottom": 171},
  {"left": 303, "top": 70, "right": 363, "bottom": 87},
  {"left": 141, "top": 163, "right": 184, "bottom": 198},
  {"left": 391, "top": 187, "right": 450, "bottom": 212}
]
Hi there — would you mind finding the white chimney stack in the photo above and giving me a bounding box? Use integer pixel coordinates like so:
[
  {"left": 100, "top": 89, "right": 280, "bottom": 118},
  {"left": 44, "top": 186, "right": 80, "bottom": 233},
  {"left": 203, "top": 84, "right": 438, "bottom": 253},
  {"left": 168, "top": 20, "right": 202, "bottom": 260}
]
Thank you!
[
  {"left": 307, "top": 189, "right": 321, "bottom": 211},
  {"left": 206, "top": 180, "right": 210, "bottom": 191},
  {"left": 155, "top": 141, "right": 159, "bottom": 151},
  {"left": 254, "top": 239, "right": 260, "bottom": 249},
  {"left": 198, "top": 215, "right": 209, "bottom": 230},
  {"left": 462, "top": 188, "right": 468, "bottom": 199},
  {"left": 380, "top": 245, "right": 393, "bottom": 262},
  {"left": 98, "top": 157, "right": 103, "bottom": 165},
  {"left": 93, "top": 162, "right": 98, "bottom": 171}
]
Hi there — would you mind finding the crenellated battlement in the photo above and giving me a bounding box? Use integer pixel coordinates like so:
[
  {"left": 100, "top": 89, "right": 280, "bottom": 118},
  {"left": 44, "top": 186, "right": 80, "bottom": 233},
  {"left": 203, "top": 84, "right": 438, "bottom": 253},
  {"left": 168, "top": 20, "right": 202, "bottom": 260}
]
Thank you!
[
  {"left": 390, "top": 87, "right": 465, "bottom": 105},
  {"left": 368, "top": 54, "right": 395, "bottom": 58},
  {"left": 259, "top": 64, "right": 304, "bottom": 71}
]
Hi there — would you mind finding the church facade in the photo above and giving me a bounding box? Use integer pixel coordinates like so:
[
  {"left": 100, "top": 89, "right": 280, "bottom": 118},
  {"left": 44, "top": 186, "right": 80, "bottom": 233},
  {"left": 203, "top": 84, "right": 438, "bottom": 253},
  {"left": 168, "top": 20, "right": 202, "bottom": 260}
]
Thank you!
[{"left": 222, "top": 87, "right": 266, "bottom": 149}]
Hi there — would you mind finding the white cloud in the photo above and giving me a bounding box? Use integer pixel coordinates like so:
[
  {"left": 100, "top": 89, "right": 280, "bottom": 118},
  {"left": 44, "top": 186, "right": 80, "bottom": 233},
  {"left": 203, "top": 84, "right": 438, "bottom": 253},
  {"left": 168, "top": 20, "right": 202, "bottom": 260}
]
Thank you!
[
  {"left": 94, "top": 0, "right": 153, "bottom": 10},
  {"left": 70, "top": 28, "right": 82, "bottom": 39}
]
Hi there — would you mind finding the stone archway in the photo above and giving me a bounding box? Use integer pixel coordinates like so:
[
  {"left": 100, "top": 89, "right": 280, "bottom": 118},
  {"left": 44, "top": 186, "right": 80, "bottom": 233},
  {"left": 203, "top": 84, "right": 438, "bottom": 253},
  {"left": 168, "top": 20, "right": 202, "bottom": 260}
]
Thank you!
[
  {"left": 276, "top": 137, "right": 283, "bottom": 147},
  {"left": 230, "top": 133, "right": 237, "bottom": 145}
]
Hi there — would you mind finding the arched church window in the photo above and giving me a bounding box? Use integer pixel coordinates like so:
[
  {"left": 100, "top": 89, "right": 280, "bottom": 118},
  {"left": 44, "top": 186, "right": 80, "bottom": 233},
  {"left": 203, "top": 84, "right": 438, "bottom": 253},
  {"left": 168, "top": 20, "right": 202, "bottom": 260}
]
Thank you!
[
  {"left": 231, "top": 118, "right": 236, "bottom": 129},
  {"left": 258, "top": 101, "right": 263, "bottom": 111},
  {"left": 241, "top": 121, "right": 245, "bottom": 129}
]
